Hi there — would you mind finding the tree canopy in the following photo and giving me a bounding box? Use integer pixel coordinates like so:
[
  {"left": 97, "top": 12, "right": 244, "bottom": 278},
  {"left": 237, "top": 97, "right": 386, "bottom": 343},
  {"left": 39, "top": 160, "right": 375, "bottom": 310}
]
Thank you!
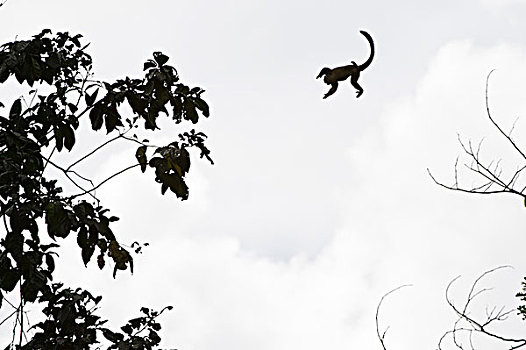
[{"left": 0, "top": 29, "right": 212, "bottom": 349}]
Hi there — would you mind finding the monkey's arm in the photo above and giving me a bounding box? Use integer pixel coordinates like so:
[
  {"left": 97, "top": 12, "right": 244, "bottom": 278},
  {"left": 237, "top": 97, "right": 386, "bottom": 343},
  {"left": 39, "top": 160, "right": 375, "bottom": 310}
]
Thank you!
[
  {"left": 317, "top": 67, "right": 331, "bottom": 79},
  {"left": 323, "top": 83, "right": 338, "bottom": 99}
]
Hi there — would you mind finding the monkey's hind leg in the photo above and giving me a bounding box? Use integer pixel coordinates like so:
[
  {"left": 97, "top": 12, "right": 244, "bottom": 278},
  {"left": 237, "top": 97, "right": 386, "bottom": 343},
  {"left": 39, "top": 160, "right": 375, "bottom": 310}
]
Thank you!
[
  {"left": 350, "top": 76, "right": 364, "bottom": 98},
  {"left": 323, "top": 83, "right": 338, "bottom": 99}
]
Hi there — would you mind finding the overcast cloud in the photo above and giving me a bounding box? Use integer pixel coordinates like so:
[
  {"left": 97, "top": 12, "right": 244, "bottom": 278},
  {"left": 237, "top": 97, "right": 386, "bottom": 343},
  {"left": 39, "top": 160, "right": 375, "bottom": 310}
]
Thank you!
[{"left": 1, "top": 0, "right": 526, "bottom": 349}]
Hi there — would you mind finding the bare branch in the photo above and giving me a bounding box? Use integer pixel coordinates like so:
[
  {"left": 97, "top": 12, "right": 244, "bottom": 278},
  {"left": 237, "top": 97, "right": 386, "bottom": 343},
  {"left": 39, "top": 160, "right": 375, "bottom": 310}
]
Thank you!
[
  {"left": 439, "top": 266, "right": 526, "bottom": 350},
  {"left": 46, "top": 159, "right": 99, "bottom": 202},
  {"left": 485, "top": 70, "right": 526, "bottom": 161},
  {"left": 67, "top": 163, "right": 140, "bottom": 201},
  {"left": 376, "top": 284, "right": 412, "bottom": 350},
  {"left": 428, "top": 71, "right": 526, "bottom": 204}
]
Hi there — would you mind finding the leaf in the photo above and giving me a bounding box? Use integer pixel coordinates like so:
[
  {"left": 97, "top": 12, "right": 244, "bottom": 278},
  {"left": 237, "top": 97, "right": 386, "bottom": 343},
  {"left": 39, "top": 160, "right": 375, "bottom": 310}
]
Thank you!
[
  {"left": 85, "top": 89, "right": 98, "bottom": 106},
  {"left": 108, "top": 240, "right": 132, "bottom": 277},
  {"left": 73, "top": 201, "right": 94, "bottom": 219},
  {"left": 126, "top": 92, "right": 147, "bottom": 115},
  {"left": 46, "top": 52, "right": 60, "bottom": 69},
  {"left": 9, "top": 99, "right": 21, "bottom": 120},
  {"left": 67, "top": 103, "right": 78, "bottom": 113},
  {"left": 145, "top": 107, "right": 158, "bottom": 130},
  {"left": 104, "top": 106, "right": 122, "bottom": 133},
  {"left": 172, "top": 97, "right": 183, "bottom": 123},
  {"left": 153, "top": 52, "right": 169, "bottom": 66},
  {"left": 81, "top": 246, "right": 95, "bottom": 266},
  {"left": 143, "top": 59, "right": 157, "bottom": 71},
  {"left": 177, "top": 148, "right": 191, "bottom": 175},
  {"left": 5, "top": 232, "right": 23, "bottom": 258},
  {"left": 193, "top": 97, "right": 210, "bottom": 117},
  {"left": 184, "top": 99, "right": 198, "bottom": 124},
  {"left": 54, "top": 126, "right": 64, "bottom": 151},
  {"left": 46, "top": 254, "right": 55, "bottom": 273},
  {"left": 45, "top": 202, "right": 72, "bottom": 238},
  {"left": 158, "top": 173, "right": 188, "bottom": 199},
  {"left": 0, "top": 269, "right": 20, "bottom": 292},
  {"left": 77, "top": 226, "right": 88, "bottom": 248},
  {"left": 89, "top": 104, "right": 103, "bottom": 130},
  {"left": 102, "top": 328, "right": 124, "bottom": 342},
  {"left": 97, "top": 254, "right": 105, "bottom": 269},
  {"left": 61, "top": 123, "right": 76, "bottom": 151},
  {"left": 135, "top": 146, "right": 147, "bottom": 173},
  {"left": 71, "top": 35, "right": 82, "bottom": 47},
  {"left": 121, "top": 324, "right": 133, "bottom": 335}
]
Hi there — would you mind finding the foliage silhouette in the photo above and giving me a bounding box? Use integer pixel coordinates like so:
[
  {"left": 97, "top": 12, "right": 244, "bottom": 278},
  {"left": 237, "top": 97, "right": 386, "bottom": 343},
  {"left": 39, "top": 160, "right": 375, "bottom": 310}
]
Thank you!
[{"left": 0, "top": 29, "right": 212, "bottom": 348}]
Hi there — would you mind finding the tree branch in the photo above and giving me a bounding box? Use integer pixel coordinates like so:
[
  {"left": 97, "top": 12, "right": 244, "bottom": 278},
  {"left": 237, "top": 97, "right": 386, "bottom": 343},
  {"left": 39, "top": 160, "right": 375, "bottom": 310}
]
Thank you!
[
  {"left": 439, "top": 266, "right": 526, "bottom": 350},
  {"left": 427, "top": 71, "right": 526, "bottom": 204},
  {"left": 376, "top": 284, "right": 412, "bottom": 350},
  {"left": 67, "top": 164, "right": 140, "bottom": 200}
]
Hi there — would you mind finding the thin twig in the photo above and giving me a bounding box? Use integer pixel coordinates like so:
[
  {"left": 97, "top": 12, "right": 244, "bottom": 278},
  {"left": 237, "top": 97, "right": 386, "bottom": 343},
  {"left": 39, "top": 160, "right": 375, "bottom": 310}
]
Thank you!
[
  {"left": 440, "top": 266, "right": 526, "bottom": 349},
  {"left": 67, "top": 164, "right": 140, "bottom": 200},
  {"left": 376, "top": 284, "right": 412, "bottom": 350},
  {"left": 485, "top": 70, "right": 526, "bottom": 161}
]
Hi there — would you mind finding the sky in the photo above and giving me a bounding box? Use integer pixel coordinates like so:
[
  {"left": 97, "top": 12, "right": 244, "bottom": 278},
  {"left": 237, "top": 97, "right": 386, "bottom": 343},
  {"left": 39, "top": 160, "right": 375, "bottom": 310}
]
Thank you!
[{"left": 2, "top": 0, "right": 526, "bottom": 349}]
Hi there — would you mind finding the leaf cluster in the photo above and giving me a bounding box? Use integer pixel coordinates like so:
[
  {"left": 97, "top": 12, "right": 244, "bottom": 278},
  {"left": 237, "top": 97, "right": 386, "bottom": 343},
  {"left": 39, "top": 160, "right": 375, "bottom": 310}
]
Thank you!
[
  {"left": 517, "top": 277, "right": 526, "bottom": 320},
  {"left": 0, "top": 29, "right": 212, "bottom": 348}
]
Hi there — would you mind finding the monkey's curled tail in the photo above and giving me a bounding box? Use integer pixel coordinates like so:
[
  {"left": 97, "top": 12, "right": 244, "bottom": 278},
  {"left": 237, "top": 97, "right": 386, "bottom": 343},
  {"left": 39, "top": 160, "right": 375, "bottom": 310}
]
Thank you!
[{"left": 358, "top": 30, "right": 375, "bottom": 71}]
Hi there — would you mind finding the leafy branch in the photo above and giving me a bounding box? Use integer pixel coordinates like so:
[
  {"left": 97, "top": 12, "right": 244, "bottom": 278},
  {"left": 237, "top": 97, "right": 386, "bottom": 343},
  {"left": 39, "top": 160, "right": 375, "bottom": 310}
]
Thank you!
[{"left": 0, "top": 29, "right": 214, "bottom": 348}]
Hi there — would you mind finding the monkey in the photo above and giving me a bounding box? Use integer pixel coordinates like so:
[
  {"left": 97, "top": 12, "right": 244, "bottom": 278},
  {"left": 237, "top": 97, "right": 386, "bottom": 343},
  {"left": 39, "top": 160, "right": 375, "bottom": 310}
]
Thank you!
[{"left": 316, "top": 30, "right": 375, "bottom": 99}]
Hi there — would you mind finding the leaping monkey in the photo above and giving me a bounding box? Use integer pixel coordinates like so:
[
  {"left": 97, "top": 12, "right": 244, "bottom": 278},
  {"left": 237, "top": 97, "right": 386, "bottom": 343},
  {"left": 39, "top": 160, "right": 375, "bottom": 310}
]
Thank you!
[{"left": 317, "top": 30, "right": 375, "bottom": 99}]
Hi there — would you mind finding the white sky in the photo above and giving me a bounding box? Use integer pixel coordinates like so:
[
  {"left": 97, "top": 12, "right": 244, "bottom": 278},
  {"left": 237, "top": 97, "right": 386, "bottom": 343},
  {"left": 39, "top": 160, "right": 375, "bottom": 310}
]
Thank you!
[{"left": 2, "top": 0, "right": 526, "bottom": 349}]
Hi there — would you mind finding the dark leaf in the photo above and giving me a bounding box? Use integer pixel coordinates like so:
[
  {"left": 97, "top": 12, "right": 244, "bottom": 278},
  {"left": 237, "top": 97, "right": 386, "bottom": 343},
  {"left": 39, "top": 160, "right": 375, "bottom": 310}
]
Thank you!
[
  {"left": 45, "top": 202, "right": 72, "bottom": 238},
  {"left": 9, "top": 99, "right": 21, "bottom": 120},
  {"left": 153, "top": 52, "right": 169, "bottom": 66},
  {"left": 102, "top": 328, "right": 124, "bottom": 342},
  {"left": 193, "top": 97, "right": 210, "bottom": 117},
  {"left": 46, "top": 254, "right": 55, "bottom": 272},
  {"left": 5, "top": 231, "right": 23, "bottom": 258},
  {"left": 0, "top": 269, "right": 19, "bottom": 292},
  {"left": 143, "top": 59, "right": 157, "bottom": 71},
  {"left": 126, "top": 92, "right": 147, "bottom": 115},
  {"left": 159, "top": 173, "right": 188, "bottom": 199},
  {"left": 61, "top": 123, "right": 76, "bottom": 151},
  {"left": 135, "top": 146, "right": 147, "bottom": 173},
  {"left": 184, "top": 99, "right": 198, "bottom": 124},
  {"left": 97, "top": 254, "right": 105, "bottom": 269},
  {"left": 104, "top": 105, "right": 123, "bottom": 134},
  {"left": 54, "top": 126, "right": 64, "bottom": 151},
  {"left": 121, "top": 324, "right": 133, "bottom": 335},
  {"left": 77, "top": 226, "right": 88, "bottom": 248},
  {"left": 89, "top": 104, "right": 103, "bottom": 131},
  {"left": 145, "top": 108, "right": 158, "bottom": 130},
  {"left": 85, "top": 89, "right": 98, "bottom": 106},
  {"left": 67, "top": 103, "right": 78, "bottom": 113},
  {"left": 81, "top": 245, "right": 95, "bottom": 266}
]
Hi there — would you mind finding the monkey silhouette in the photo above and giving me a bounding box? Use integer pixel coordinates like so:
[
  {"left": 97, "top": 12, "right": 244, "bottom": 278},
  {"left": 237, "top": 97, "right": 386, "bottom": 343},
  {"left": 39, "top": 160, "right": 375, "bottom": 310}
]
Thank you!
[{"left": 316, "top": 30, "right": 375, "bottom": 99}]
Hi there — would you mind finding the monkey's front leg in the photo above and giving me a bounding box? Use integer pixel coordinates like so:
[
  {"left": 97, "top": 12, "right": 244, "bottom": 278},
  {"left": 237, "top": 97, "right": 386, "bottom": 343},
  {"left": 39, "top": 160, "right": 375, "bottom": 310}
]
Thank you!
[{"left": 323, "top": 83, "right": 338, "bottom": 99}]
